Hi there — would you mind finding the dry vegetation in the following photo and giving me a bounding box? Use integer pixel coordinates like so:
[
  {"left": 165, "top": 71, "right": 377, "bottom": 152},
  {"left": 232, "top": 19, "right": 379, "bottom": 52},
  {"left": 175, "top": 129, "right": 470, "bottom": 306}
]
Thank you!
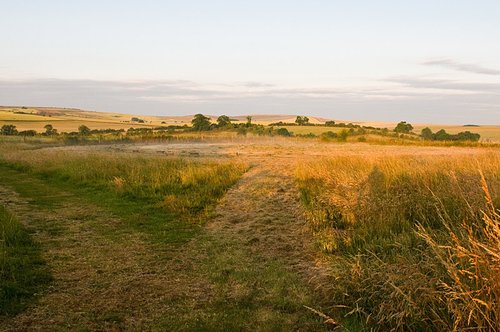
[
  {"left": 296, "top": 151, "right": 500, "bottom": 330},
  {"left": 1, "top": 134, "right": 499, "bottom": 330}
]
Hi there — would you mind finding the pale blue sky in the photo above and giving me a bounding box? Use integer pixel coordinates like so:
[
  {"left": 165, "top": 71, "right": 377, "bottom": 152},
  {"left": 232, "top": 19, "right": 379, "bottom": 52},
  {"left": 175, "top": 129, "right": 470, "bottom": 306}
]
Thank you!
[{"left": 1, "top": 1, "right": 500, "bottom": 123}]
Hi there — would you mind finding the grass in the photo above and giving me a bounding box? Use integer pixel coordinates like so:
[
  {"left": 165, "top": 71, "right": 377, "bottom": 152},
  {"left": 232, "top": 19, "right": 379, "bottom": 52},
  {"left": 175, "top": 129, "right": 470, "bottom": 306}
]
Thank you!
[
  {"left": 0, "top": 146, "right": 247, "bottom": 244},
  {"left": 153, "top": 234, "right": 325, "bottom": 331},
  {"left": 0, "top": 141, "right": 329, "bottom": 329},
  {"left": 0, "top": 205, "right": 52, "bottom": 317},
  {"left": 3, "top": 137, "right": 499, "bottom": 329},
  {"left": 296, "top": 153, "right": 500, "bottom": 330}
]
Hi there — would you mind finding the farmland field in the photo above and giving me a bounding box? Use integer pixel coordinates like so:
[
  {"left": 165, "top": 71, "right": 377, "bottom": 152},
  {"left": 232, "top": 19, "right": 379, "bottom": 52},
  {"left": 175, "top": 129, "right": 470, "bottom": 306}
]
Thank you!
[
  {"left": 3, "top": 107, "right": 500, "bottom": 142},
  {"left": 1, "top": 136, "right": 499, "bottom": 330}
]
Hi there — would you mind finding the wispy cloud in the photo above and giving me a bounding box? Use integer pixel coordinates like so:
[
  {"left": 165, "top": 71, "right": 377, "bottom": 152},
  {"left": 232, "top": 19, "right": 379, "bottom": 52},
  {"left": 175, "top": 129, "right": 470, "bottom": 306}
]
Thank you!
[
  {"left": 422, "top": 58, "right": 500, "bottom": 75},
  {"left": 385, "top": 77, "right": 500, "bottom": 94}
]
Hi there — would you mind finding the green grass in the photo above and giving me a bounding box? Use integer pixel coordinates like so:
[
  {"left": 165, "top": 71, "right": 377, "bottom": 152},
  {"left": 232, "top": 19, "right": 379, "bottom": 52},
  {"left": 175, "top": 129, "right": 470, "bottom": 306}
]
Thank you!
[
  {"left": 0, "top": 151, "right": 247, "bottom": 244},
  {"left": 153, "top": 235, "right": 326, "bottom": 331},
  {"left": 0, "top": 145, "right": 328, "bottom": 330},
  {"left": 0, "top": 205, "right": 52, "bottom": 316}
]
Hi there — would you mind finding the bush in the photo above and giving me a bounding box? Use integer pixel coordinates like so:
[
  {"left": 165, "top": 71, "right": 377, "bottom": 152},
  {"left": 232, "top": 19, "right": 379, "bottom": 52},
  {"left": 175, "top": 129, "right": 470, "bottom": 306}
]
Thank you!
[
  {"left": 275, "top": 128, "right": 292, "bottom": 137},
  {"left": 337, "top": 129, "right": 349, "bottom": 142}
]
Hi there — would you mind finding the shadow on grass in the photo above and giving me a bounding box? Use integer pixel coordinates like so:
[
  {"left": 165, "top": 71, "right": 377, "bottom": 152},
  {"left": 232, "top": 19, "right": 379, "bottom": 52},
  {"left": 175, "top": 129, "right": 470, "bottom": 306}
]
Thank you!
[{"left": 0, "top": 205, "right": 52, "bottom": 317}]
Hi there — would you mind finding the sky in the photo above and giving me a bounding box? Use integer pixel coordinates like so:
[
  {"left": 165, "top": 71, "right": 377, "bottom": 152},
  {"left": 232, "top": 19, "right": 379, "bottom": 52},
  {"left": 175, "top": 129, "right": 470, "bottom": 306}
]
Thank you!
[{"left": 1, "top": 1, "right": 500, "bottom": 124}]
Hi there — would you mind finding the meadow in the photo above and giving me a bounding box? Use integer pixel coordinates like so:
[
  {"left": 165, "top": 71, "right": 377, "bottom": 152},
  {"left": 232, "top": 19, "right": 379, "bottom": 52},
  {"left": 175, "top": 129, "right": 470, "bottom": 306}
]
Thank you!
[
  {"left": 0, "top": 131, "right": 499, "bottom": 330},
  {"left": 296, "top": 152, "right": 500, "bottom": 330}
]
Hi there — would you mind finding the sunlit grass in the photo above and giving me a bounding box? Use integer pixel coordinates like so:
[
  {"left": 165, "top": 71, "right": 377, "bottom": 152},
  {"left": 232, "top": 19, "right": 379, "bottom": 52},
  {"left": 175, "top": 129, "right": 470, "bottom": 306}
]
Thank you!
[
  {"left": 0, "top": 146, "right": 247, "bottom": 242},
  {"left": 296, "top": 153, "right": 500, "bottom": 330}
]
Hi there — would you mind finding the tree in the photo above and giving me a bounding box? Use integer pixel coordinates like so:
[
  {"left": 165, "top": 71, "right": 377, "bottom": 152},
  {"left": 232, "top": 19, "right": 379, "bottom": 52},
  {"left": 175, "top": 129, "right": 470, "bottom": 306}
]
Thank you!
[
  {"left": 421, "top": 127, "right": 434, "bottom": 140},
  {"left": 457, "top": 131, "right": 480, "bottom": 142},
  {"left": 246, "top": 116, "right": 252, "bottom": 127},
  {"left": 1, "top": 124, "right": 18, "bottom": 135},
  {"left": 394, "top": 121, "right": 413, "bottom": 133},
  {"left": 78, "top": 125, "right": 91, "bottom": 135},
  {"left": 19, "top": 130, "right": 37, "bottom": 137},
  {"left": 191, "top": 114, "right": 211, "bottom": 131},
  {"left": 325, "top": 121, "right": 336, "bottom": 127},
  {"left": 295, "top": 116, "right": 310, "bottom": 126},
  {"left": 434, "top": 129, "right": 450, "bottom": 141},
  {"left": 44, "top": 124, "right": 57, "bottom": 136},
  {"left": 216, "top": 115, "right": 231, "bottom": 128}
]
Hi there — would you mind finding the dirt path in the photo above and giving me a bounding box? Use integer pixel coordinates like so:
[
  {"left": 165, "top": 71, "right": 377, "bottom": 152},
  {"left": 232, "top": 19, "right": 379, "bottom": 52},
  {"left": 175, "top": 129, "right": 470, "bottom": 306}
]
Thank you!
[
  {"left": 208, "top": 157, "right": 321, "bottom": 278},
  {"left": 0, "top": 156, "right": 329, "bottom": 330},
  {"left": 0, "top": 174, "right": 171, "bottom": 330}
]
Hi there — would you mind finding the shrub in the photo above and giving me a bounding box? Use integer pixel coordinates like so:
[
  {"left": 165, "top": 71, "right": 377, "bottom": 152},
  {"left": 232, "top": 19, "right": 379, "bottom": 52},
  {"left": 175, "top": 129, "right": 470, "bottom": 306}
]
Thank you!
[
  {"left": 337, "top": 129, "right": 349, "bottom": 142},
  {"left": 275, "top": 128, "right": 292, "bottom": 137}
]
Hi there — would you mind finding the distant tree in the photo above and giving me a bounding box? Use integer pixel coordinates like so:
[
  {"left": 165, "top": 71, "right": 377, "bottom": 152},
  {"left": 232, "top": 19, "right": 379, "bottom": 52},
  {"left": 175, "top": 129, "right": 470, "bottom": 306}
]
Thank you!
[
  {"left": 434, "top": 129, "right": 450, "bottom": 141},
  {"left": 216, "top": 115, "right": 232, "bottom": 128},
  {"left": 246, "top": 116, "right": 252, "bottom": 127},
  {"left": 18, "top": 130, "right": 37, "bottom": 137},
  {"left": 44, "top": 124, "right": 57, "bottom": 136},
  {"left": 191, "top": 114, "right": 211, "bottom": 131},
  {"left": 394, "top": 121, "right": 413, "bottom": 133},
  {"left": 1, "top": 124, "right": 18, "bottom": 135},
  {"left": 421, "top": 127, "right": 434, "bottom": 140},
  {"left": 325, "top": 120, "right": 336, "bottom": 127},
  {"left": 295, "top": 116, "right": 310, "bottom": 126},
  {"left": 457, "top": 131, "right": 480, "bottom": 142},
  {"left": 78, "top": 125, "right": 91, "bottom": 135}
]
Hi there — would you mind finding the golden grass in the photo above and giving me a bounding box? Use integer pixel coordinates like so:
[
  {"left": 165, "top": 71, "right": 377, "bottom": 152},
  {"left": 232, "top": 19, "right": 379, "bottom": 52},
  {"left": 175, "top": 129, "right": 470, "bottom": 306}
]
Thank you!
[
  {"left": 296, "top": 152, "right": 500, "bottom": 330},
  {"left": 416, "top": 177, "right": 500, "bottom": 330}
]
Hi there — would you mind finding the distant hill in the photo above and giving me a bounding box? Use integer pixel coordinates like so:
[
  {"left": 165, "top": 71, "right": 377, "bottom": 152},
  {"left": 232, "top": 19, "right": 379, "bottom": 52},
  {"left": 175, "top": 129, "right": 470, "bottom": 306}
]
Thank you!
[{"left": 1, "top": 106, "right": 500, "bottom": 141}]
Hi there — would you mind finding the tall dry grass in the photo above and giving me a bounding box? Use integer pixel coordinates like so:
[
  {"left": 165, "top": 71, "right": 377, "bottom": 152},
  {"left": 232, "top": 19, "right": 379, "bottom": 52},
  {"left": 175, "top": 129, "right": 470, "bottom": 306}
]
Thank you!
[{"left": 296, "top": 152, "right": 500, "bottom": 330}]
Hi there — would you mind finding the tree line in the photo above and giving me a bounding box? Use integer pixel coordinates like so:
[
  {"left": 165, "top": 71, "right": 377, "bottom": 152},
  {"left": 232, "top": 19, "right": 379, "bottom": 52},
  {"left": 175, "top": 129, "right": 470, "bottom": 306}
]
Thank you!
[{"left": 0, "top": 118, "right": 483, "bottom": 142}]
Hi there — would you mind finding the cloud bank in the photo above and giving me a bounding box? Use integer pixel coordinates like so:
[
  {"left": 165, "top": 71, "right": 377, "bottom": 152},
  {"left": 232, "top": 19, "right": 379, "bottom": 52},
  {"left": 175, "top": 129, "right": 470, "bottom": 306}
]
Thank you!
[{"left": 0, "top": 76, "right": 499, "bottom": 124}]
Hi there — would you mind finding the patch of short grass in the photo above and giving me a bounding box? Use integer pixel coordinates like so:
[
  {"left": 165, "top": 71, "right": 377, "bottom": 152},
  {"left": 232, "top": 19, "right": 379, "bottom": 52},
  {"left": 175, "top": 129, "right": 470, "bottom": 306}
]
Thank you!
[
  {"left": 153, "top": 235, "right": 327, "bottom": 331},
  {"left": 0, "top": 205, "right": 52, "bottom": 316}
]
